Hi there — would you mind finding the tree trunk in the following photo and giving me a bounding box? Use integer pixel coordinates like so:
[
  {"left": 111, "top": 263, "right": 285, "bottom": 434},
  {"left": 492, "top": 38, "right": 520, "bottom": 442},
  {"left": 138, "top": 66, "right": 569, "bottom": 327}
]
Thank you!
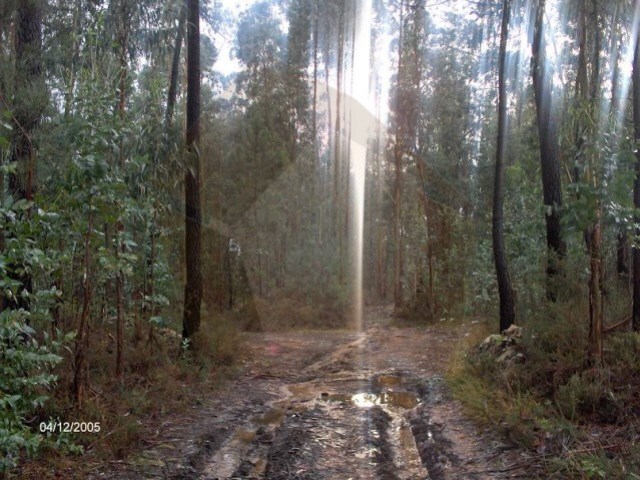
[
  {"left": 392, "top": 146, "right": 403, "bottom": 311},
  {"left": 493, "top": 0, "right": 516, "bottom": 332},
  {"left": 114, "top": 0, "right": 130, "bottom": 373},
  {"left": 11, "top": 0, "right": 42, "bottom": 201},
  {"left": 4, "top": 0, "right": 43, "bottom": 313},
  {"left": 64, "top": 0, "right": 82, "bottom": 117},
  {"left": 531, "top": 0, "right": 565, "bottom": 301},
  {"left": 334, "top": 0, "right": 345, "bottom": 284},
  {"left": 145, "top": 229, "right": 157, "bottom": 347},
  {"left": 617, "top": 230, "right": 629, "bottom": 281},
  {"left": 73, "top": 206, "right": 93, "bottom": 406},
  {"left": 587, "top": 220, "right": 603, "bottom": 361},
  {"left": 633, "top": 16, "right": 640, "bottom": 332},
  {"left": 166, "top": 2, "right": 187, "bottom": 126},
  {"left": 392, "top": 0, "right": 405, "bottom": 312},
  {"left": 183, "top": 0, "right": 203, "bottom": 340},
  {"left": 115, "top": 223, "right": 125, "bottom": 377},
  {"left": 573, "top": 0, "right": 605, "bottom": 356},
  {"left": 117, "top": 0, "right": 129, "bottom": 122},
  {"left": 312, "top": 9, "right": 318, "bottom": 166}
]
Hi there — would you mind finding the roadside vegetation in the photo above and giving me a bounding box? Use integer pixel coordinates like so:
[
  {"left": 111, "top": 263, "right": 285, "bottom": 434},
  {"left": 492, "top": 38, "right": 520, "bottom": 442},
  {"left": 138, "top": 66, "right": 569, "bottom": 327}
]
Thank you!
[{"left": 449, "top": 274, "right": 640, "bottom": 479}]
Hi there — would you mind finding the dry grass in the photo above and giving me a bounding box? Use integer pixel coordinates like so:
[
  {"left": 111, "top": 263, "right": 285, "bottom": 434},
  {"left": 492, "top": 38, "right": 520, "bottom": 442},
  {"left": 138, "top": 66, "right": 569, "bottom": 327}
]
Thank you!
[{"left": 447, "top": 293, "right": 640, "bottom": 479}]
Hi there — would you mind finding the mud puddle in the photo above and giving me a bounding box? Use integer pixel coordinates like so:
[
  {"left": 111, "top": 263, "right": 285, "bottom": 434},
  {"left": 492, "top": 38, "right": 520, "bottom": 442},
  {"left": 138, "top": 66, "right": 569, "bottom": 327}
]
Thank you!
[
  {"left": 320, "top": 391, "right": 419, "bottom": 409},
  {"left": 198, "top": 371, "right": 430, "bottom": 479}
]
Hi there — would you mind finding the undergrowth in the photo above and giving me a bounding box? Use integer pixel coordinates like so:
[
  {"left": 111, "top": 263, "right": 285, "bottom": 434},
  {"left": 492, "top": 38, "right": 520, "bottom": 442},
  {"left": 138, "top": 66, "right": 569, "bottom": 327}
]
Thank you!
[
  {"left": 253, "top": 288, "right": 347, "bottom": 330},
  {"left": 13, "top": 311, "right": 242, "bottom": 479},
  {"left": 448, "top": 292, "right": 640, "bottom": 479}
]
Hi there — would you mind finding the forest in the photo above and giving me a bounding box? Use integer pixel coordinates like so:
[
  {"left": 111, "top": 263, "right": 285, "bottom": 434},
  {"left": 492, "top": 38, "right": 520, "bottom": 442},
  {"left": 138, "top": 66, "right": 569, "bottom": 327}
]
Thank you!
[{"left": 1, "top": 0, "right": 640, "bottom": 478}]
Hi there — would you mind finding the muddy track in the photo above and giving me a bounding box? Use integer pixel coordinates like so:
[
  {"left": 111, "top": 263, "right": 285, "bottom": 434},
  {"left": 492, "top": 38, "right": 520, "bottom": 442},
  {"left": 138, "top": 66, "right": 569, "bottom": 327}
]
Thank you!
[{"left": 91, "top": 307, "right": 536, "bottom": 479}]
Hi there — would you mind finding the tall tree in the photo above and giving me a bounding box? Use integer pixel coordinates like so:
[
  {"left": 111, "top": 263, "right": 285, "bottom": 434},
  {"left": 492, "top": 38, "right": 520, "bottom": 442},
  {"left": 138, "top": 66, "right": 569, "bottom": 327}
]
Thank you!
[
  {"left": 4, "top": 0, "right": 44, "bottom": 313},
  {"left": 391, "top": 0, "right": 405, "bottom": 312},
  {"left": 166, "top": 1, "right": 187, "bottom": 127},
  {"left": 9, "top": 0, "right": 43, "bottom": 203},
  {"left": 493, "top": 0, "right": 516, "bottom": 332},
  {"left": 575, "top": 0, "right": 603, "bottom": 361},
  {"left": 183, "top": 0, "right": 203, "bottom": 339},
  {"left": 633, "top": 8, "right": 640, "bottom": 332},
  {"left": 334, "top": 0, "right": 346, "bottom": 284},
  {"left": 531, "top": 0, "right": 565, "bottom": 300}
]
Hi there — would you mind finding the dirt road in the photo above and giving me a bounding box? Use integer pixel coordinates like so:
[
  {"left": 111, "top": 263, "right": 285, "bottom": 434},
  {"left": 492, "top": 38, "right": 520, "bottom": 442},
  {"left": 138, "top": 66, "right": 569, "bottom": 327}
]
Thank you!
[{"left": 91, "top": 306, "right": 534, "bottom": 479}]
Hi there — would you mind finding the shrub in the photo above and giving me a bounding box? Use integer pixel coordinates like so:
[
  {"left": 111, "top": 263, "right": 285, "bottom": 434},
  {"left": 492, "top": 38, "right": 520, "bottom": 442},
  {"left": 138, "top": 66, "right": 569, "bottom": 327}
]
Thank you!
[{"left": 0, "top": 310, "right": 64, "bottom": 471}]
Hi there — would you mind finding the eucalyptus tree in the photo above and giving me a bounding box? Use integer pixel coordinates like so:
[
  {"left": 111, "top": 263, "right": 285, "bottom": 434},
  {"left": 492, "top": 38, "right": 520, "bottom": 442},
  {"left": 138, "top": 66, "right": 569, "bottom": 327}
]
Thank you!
[
  {"left": 3, "top": 0, "right": 45, "bottom": 315},
  {"left": 388, "top": 0, "right": 420, "bottom": 311},
  {"left": 531, "top": 0, "right": 565, "bottom": 300},
  {"left": 633, "top": 9, "right": 640, "bottom": 332},
  {"left": 573, "top": 0, "right": 604, "bottom": 360},
  {"left": 405, "top": 8, "right": 480, "bottom": 316},
  {"left": 493, "top": 0, "right": 516, "bottom": 332},
  {"left": 166, "top": 1, "right": 187, "bottom": 126},
  {"left": 182, "top": 0, "right": 202, "bottom": 339}
]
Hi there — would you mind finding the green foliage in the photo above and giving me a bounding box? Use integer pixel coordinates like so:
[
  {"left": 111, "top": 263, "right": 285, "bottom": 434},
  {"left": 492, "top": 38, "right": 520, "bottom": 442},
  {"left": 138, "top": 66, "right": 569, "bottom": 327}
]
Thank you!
[
  {"left": 0, "top": 310, "right": 61, "bottom": 471},
  {"left": 0, "top": 183, "right": 71, "bottom": 471}
]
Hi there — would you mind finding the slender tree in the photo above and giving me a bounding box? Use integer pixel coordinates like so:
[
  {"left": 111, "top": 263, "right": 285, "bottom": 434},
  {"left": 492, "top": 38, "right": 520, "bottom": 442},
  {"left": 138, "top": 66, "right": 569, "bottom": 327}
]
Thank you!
[
  {"left": 633, "top": 8, "right": 640, "bottom": 332},
  {"left": 493, "top": 0, "right": 516, "bottom": 332},
  {"left": 531, "top": 0, "right": 565, "bottom": 300},
  {"left": 575, "top": 0, "right": 603, "bottom": 361},
  {"left": 392, "top": 0, "right": 405, "bottom": 312},
  {"left": 166, "top": 1, "right": 187, "bottom": 127},
  {"left": 183, "top": 0, "right": 203, "bottom": 339}
]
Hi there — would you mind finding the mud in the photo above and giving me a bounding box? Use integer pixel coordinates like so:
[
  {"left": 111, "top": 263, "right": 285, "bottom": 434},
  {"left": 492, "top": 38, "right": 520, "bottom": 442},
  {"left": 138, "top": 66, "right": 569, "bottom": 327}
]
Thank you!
[{"left": 88, "top": 306, "right": 535, "bottom": 479}]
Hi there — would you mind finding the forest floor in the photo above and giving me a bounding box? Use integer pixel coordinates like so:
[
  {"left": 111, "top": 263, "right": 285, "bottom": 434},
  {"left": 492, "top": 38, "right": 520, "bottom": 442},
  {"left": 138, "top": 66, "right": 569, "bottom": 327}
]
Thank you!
[{"left": 46, "top": 306, "right": 538, "bottom": 479}]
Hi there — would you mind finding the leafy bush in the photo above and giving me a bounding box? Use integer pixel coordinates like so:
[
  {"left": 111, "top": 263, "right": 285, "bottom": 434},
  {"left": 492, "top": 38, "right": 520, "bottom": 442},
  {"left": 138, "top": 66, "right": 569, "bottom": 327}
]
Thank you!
[
  {"left": 0, "top": 164, "right": 70, "bottom": 472},
  {"left": 0, "top": 309, "right": 63, "bottom": 471}
]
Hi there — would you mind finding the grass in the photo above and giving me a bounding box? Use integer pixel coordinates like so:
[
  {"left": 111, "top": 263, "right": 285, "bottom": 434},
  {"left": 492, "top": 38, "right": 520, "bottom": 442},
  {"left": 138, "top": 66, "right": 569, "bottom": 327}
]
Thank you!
[{"left": 447, "top": 293, "right": 640, "bottom": 479}]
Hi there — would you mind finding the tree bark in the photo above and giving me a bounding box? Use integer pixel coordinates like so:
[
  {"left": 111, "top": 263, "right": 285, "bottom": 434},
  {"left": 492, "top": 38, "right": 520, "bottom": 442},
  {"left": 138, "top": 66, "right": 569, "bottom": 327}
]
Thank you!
[
  {"left": 73, "top": 205, "right": 93, "bottom": 406},
  {"left": 531, "top": 0, "right": 565, "bottom": 301},
  {"left": 117, "top": 0, "right": 129, "bottom": 123},
  {"left": 4, "top": 0, "right": 43, "bottom": 313},
  {"left": 166, "top": 2, "right": 187, "bottom": 126},
  {"left": 334, "top": 0, "right": 345, "bottom": 284},
  {"left": 633, "top": 14, "right": 640, "bottom": 332},
  {"left": 392, "top": 0, "right": 405, "bottom": 312},
  {"left": 115, "top": 223, "right": 125, "bottom": 377},
  {"left": 64, "top": 0, "right": 82, "bottom": 117},
  {"left": 10, "top": 0, "right": 42, "bottom": 202},
  {"left": 493, "top": 0, "right": 516, "bottom": 332},
  {"left": 182, "top": 0, "right": 203, "bottom": 339},
  {"left": 576, "top": 0, "right": 604, "bottom": 361},
  {"left": 312, "top": 9, "right": 318, "bottom": 166},
  {"left": 115, "top": 0, "right": 129, "bottom": 375},
  {"left": 617, "top": 230, "right": 629, "bottom": 281},
  {"left": 587, "top": 221, "right": 603, "bottom": 361}
]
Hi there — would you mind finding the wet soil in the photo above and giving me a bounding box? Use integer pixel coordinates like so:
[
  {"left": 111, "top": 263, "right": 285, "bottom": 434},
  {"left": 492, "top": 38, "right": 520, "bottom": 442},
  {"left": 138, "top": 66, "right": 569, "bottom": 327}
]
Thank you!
[{"left": 88, "top": 306, "right": 536, "bottom": 479}]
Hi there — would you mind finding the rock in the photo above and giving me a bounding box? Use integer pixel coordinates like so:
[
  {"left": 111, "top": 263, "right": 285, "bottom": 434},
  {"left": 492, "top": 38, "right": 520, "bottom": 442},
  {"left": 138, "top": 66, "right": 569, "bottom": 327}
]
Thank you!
[
  {"left": 475, "top": 325, "right": 525, "bottom": 367},
  {"left": 502, "top": 324, "right": 522, "bottom": 339}
]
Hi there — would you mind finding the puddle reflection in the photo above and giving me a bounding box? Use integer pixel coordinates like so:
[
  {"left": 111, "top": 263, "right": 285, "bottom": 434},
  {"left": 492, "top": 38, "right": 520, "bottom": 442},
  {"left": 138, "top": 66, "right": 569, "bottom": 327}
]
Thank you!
[{"left": 320, "top": 391, "right": 419, "bottom": 409}]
